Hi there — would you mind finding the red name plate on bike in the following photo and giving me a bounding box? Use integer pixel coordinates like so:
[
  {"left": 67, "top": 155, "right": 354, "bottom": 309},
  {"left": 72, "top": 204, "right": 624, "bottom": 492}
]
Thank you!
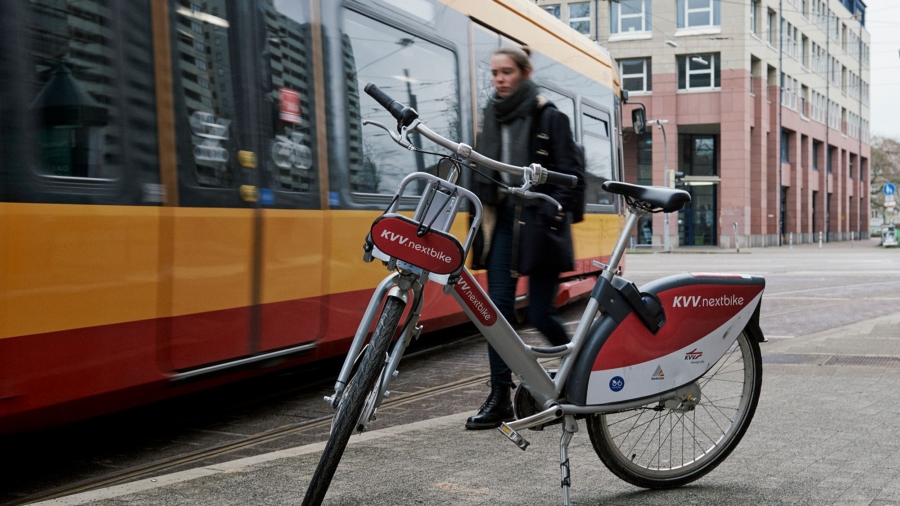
[
  {"left": 370, "top": 215, "right": 464, "bottom": 275},
  {"left": 453, "top": 270, "right": 498, "bottom": 327}
]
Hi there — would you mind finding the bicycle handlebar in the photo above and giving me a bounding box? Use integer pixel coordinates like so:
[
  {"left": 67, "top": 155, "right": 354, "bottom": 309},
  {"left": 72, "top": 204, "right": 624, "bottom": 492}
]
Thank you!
[
  {"left": 364, "top": 82, "right": 578, "bottom": 189},
  {"left": 363, "top": 82, "right": 420, "bottom": 130}
]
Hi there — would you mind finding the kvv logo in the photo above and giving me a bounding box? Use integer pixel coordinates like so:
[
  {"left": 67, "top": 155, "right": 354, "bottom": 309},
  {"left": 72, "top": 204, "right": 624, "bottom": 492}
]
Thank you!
[
  {"left": 671, "top": 294, "right": 744, "bottom": 308},
  {"left": 379, "top": 229, "right": 452, "bottom": 264}
]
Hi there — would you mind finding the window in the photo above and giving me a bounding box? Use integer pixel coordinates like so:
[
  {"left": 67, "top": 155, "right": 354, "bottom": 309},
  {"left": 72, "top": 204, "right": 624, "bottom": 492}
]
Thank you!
[
  {"left": 568, "top": 2, "right": 591, "bottom": 36},
  {"left": 750, "top": 0, "right": 758, "bottom": 35},
  {"left": 678, "top": 54, "right": 720, "bottom": 91},
  {"left": 636, "top": 134, "right": 653, "bottom": 244},
  {"left": 343, "top": 10, "right": 459, "bottom": 196},
  {"left": 620, "top": 58, "right": 651, "bottom": 93},
  {"left": 581, "top": 106, "right": 615, "bottom": 206},
  {"left": 677, "top": 0, "right": 721, "bottom": 29},
  {"left": 22, "top": 0, "right": 159, "bottom": 188},
  {"left": 781, "top": 130, "right": 790, "bottom": 162},
  {"left": 264, "top": 3, "right": 319, "bottom": 194},
  {"left": 611, "top": 0, "right": 651, "bottom": 35},
  {"left": 801, "top": 35, "right": 808, "bottom": 67},
  {"left": 812, "top": 141, "right": 820, "bottom": 170},
  {"left": 537, "top": 85, "right": 576, "bottom": 136},
  {"left": 543, "top": 4, "right": 560, "bottom": 19},
  {"left": 801, "top": 85, "right": 808, "bottom": 116},
  {"left": 767, "top": 9, "right": 776, "bottom": 45}
]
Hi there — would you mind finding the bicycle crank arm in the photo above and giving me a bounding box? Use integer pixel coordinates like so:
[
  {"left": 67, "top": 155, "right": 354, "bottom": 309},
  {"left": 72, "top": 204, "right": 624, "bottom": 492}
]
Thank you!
[{"left": 498, "top": 404, "right": 564, "bottom": 450}]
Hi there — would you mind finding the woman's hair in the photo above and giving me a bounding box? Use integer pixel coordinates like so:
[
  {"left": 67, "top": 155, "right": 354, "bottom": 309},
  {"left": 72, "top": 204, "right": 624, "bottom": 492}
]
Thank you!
[{"left": 493, "top": 46, "right": 532, "bottom": 74}]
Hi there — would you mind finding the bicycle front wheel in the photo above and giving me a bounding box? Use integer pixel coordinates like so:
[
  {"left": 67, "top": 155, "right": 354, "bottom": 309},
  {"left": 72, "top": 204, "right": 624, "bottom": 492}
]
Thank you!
[
  {"left": 302, "top": 295, "right": 406, "bottom": 506},
  {"left": 586, "top": 328, "right": 763, "bottom": 489}
]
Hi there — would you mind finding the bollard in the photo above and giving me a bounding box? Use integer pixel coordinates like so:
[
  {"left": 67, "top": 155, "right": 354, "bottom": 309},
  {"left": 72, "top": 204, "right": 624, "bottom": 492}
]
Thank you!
[
  {"left": 819, "top": 231, "right": 823, "bottom": 249},
  {"left": 851, "top": 231, "right": 854, "bottom": 249},
  {"left": 789, "top": 232, "right": 793, "bottom": 249},
  {"left": 733, "top": 222, "right": 739, "bottom": 253}
]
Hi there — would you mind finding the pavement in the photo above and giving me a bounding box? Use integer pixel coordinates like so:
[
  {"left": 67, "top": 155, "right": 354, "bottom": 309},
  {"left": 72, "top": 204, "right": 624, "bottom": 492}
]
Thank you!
[{"left": 34, "top": 311, "right": 900, "bottom": 506}]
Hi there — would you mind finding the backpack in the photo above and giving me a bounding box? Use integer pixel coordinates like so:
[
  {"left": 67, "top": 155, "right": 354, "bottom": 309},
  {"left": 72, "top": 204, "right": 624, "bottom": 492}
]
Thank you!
[{"left": 532, "top": 101, "right": 587, "bottom": 223}]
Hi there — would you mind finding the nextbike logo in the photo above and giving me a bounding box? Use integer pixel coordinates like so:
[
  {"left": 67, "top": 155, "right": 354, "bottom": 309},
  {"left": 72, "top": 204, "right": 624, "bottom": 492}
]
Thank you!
[
  {"left": 609, "top": 376, "right": 625, "bottom": 392},
  {"left": 380, "top": 230, "right": 452, "bottom": 264},
  {"left": 454, "top": 272, "right": 497, "bottom": 326},
  {"left": 671, "top": 295, "right": 744, "bottom": 308}
]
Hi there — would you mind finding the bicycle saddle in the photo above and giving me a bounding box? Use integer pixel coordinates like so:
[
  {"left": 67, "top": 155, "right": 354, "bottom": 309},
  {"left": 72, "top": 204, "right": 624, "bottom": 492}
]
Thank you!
[{"left": 602, "top": 181, "right": 691, "bottom": 213}]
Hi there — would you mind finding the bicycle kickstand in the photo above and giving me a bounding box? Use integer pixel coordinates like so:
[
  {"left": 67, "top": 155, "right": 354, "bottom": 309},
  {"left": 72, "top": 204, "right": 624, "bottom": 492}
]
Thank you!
[{"left": 559, "top": 415, "right": 578, "bottom": 506}]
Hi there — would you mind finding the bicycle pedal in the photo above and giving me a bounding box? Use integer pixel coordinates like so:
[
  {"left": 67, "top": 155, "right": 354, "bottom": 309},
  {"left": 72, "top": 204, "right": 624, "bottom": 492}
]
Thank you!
[{"left": 498, "top": 423, "right": 529, "bottom": 451}]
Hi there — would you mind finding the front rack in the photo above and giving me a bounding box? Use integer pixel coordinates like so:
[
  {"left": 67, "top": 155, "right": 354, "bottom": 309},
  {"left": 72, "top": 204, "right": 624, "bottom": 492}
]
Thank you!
[{"left": 364, "top": 171, "right": 483, "bottom": 286}]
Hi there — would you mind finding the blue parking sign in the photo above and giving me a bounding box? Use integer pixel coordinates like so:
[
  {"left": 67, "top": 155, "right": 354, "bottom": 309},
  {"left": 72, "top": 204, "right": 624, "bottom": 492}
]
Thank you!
[{"left": 886, "top": 183, "right": 896, "bottom": 196}]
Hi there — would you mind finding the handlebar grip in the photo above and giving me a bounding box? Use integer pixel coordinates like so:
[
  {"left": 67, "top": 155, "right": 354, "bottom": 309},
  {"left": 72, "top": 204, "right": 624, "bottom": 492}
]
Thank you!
[
  {"left": 364, "top": 82, "right": 408, "bottom": 123},
  {"left": 544, "top": 170, "right": 579, "bottom": 189}
]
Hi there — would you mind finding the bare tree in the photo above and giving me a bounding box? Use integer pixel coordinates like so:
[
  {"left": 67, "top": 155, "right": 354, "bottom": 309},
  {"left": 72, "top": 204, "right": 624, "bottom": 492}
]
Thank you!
[{"left": 870, "top": 136, "right": 900, "bottom": 218}]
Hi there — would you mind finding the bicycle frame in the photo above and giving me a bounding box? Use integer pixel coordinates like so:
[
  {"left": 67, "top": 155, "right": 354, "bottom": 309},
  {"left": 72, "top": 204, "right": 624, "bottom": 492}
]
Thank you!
[{"left": 311, "top": 84, "right": 768, "bottom": 506}]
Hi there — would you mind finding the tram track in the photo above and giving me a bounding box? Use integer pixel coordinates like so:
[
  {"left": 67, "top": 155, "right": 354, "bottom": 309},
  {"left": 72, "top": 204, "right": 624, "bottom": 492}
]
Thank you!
[
  {"left": 7, "top": 371, "right": 495, "bottom": 506},
  {"left": 7, "top": 322, "right": 565, "bottom": 506}
]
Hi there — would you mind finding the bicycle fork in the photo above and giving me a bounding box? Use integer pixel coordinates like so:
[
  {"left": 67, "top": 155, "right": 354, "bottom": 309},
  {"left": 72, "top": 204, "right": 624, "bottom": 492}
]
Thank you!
[{"left": 326, "top": 272, "right": 425, "bottom": 430}]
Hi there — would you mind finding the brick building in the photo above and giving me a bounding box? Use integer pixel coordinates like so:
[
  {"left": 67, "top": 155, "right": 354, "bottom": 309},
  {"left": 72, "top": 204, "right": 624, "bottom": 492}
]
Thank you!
[{"left": 537, "top": 0, "right": 871, "bottom": 247}]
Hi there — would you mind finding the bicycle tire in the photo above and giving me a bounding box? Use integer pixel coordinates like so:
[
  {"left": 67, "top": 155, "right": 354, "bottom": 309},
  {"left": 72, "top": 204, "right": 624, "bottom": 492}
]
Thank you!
[
  {"left": 302, "top": 295, "right": 406, "bottom": 506},
  {"left": 586, "top": 328, "right": 763, "bottom": 489}
]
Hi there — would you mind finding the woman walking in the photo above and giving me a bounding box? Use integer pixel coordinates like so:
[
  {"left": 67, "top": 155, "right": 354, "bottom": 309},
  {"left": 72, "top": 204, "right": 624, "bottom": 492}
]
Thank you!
[{"left": 466, "top": 46, "right": 584, "bottom": 430}]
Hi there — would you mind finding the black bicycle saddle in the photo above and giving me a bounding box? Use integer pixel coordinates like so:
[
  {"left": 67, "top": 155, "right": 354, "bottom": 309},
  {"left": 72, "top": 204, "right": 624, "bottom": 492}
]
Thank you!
[{"left": 602, "top": 181, "right": 691, "bottom": 213}]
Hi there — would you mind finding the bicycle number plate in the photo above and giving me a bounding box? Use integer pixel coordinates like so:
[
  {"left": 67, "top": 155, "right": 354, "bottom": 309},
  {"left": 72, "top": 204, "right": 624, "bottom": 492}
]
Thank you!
[{"left": 370, "top": 215, "right": 464, "bottom": 275}]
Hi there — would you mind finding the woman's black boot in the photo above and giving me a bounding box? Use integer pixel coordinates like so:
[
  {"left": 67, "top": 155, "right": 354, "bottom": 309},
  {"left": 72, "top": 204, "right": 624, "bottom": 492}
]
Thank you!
[{"left": 465, "top": 382, "right": 514, "bottom": 430}]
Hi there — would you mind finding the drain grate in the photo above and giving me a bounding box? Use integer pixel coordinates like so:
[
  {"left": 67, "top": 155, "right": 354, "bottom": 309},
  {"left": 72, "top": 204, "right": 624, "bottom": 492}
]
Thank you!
[{"left": 763, "top": 353, "right": 900, "bottom": 368}]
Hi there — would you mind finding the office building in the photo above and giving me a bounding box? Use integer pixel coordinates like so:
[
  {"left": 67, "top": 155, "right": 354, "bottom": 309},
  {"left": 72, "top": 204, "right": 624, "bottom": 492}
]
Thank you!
[{"left": 538, "top": 0, "right": 870, "bottom": 247}]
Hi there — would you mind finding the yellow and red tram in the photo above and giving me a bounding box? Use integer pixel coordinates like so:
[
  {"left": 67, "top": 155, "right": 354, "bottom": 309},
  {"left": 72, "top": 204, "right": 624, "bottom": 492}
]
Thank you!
[{"left": 0, "top": 0, "right": 624, "bottom": 432}]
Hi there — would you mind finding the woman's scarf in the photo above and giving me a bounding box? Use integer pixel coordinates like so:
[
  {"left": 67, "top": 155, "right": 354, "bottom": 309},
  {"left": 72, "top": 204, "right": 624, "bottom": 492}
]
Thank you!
[{"left": 475, "top": 79, "right": 539, "bottom": 195}]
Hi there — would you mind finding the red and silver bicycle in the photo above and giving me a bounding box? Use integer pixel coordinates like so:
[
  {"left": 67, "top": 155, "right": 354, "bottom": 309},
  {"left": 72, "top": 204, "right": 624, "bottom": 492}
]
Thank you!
[{"left": 302, "top": 83, "right": 766, "bottom": 506}]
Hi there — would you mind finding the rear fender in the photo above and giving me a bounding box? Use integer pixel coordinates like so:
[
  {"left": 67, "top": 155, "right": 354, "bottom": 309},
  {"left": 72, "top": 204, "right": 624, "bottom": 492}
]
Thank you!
[{"left": 565, "top": 273, "right": 765, "bottom": 406}]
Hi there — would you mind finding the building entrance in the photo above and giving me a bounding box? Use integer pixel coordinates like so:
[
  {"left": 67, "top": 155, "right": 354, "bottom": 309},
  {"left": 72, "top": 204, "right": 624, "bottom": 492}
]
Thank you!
[{"left": 678, "top": 134, "right": 718, "bottom": 246}]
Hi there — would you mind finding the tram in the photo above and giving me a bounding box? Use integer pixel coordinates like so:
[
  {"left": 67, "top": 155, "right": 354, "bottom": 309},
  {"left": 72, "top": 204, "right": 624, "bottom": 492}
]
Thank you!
[{"left": 0, "top": 0, "right": 625, "bottom": 432}]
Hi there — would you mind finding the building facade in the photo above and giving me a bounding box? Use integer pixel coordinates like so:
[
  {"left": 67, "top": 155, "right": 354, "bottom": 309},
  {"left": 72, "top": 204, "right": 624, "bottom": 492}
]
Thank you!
[{"left": 537, "top": 0, "right": 871, "bottom": 247}]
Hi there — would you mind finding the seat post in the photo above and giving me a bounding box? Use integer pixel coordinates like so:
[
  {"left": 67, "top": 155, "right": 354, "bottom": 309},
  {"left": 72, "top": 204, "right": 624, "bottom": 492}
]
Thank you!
[{"left": 602, "top": 210, "right": 640, "bottom": 282}]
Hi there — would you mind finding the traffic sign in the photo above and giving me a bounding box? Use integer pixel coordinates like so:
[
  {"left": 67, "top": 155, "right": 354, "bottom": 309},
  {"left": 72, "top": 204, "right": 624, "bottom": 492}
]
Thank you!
[
  {"left": 886, "top": 200, "right": 896, "bottom": 208},
  {"left": 885, "top": 183, "right": 896, "bottom": 196}
]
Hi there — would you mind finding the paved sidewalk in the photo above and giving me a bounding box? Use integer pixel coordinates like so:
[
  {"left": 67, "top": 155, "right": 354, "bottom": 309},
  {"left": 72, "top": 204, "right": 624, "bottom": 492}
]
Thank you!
[{"left": 36, "top": 312, "right": 900, "bottom": 506}]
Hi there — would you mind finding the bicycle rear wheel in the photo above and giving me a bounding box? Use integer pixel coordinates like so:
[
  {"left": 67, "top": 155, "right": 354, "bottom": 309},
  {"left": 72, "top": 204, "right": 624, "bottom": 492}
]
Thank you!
[
  {"left": 301, "top": 295, "right": 406, "bottom": 506},
  {"left": 586, "top": 328, "right": 763, "bottom": 489}
]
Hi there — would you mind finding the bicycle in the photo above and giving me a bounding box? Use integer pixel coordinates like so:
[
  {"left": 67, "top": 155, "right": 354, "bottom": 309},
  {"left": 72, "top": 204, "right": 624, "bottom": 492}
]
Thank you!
[{"left": 301, "top": 83, "right": 766, "bottom": 506}]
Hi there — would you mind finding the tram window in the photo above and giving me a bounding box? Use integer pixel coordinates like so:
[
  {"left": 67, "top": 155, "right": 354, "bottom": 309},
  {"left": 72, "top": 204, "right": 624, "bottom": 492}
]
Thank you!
[
  {"left": 263, "top": 1, "right": 318, "bottom": 193},
  {"left": 20, "top": 0, "right": 158, "bottom": 186},
  {"left": 582, "top": 107, "right": 615, "bottom": 207},
  {"left": 471, "top": 24, "right": 500, "bottom": 135},
  {"left": 536, "top": 85, "right": 575, "bottom": 137},
  {"left": 342, "top": 10, "right": 460, "bottom": 196},
  {"left": 171, "top": 1, "right": 239, "bottom": 189},
  {"left": 470, "top": 24, "right": 528, "bottom": 137}
]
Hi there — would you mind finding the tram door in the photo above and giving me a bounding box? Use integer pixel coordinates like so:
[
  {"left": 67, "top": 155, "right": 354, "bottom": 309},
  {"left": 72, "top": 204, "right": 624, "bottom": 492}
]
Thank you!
[{"left": 162, "top": 0, "right": 323, "bottom": 372}]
